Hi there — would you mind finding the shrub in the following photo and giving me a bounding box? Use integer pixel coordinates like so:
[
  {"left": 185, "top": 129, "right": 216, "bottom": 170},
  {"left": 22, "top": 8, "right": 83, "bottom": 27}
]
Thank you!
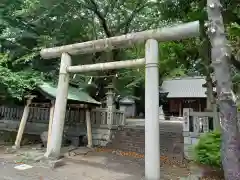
[{"left": 194, "top": 130, "right": 221, "bottom": 168}]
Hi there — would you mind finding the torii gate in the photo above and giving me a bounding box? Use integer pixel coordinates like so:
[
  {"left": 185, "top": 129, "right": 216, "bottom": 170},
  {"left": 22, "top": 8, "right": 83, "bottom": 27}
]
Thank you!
[{"left": 40, "top": 21, "right": 200, "bottom": 180}]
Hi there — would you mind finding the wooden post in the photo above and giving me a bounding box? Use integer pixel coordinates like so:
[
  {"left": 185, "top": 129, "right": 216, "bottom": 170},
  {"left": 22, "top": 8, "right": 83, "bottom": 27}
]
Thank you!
[
  {"left": 45, "top": 53, "right": 71, "bottom": 158},
  {"left": 145, "top": 39, "right": 160, "bottom": 180},
  {"left": 46, "top": 100, "right": 55, "bottom": 152},
  {"left": 13, "top": 95, "right": 35, "bottom": 149},
  {"left": 86, "top": 109, "right": 93, "bottom": 148}
]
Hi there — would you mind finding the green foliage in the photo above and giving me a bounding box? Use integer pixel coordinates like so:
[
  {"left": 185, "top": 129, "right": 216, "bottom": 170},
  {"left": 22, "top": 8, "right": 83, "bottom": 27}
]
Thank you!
[
  {"left": 227, "top": 22, "right": 240, "bottom": 55},
  {"left": 0, "top": 0, "right": 238, "bottom": 101},
  {"left": 0, "top": 65, "right": 41, "bottom": 99},
  {"left": 0, "top": 0, "right": 163, "bottom": 100},
  {"left": 157, "top": 0, "right": 240, "bottom": 73},
  {"left": 194, "top": 131, "right": 222, "bottom": 168},
  {"left": 0, "top": 52, "right": 41, "bottom": 99}
]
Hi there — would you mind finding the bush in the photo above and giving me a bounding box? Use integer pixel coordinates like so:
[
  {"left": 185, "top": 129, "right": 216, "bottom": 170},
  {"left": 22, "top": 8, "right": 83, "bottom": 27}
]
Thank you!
[{"left": 194, "top": 131, "right": 221, "bottom": 168}]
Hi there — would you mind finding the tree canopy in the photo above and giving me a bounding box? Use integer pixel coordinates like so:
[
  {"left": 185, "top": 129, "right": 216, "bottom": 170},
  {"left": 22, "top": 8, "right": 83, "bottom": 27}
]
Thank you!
[{"left": 0, "top": 0, "right": 239, "bottom": 100}]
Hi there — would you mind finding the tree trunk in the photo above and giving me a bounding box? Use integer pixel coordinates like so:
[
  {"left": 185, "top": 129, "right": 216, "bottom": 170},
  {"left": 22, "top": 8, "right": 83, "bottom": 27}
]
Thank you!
[
  {"left": 199, "top": 15, "right": 220, "bottom": 129},
  {"left": 206, "top": 0, "right": 240, "bottom": 179},
  {"left": 199, "top": 18, "right": 214, "bottom": 111}
]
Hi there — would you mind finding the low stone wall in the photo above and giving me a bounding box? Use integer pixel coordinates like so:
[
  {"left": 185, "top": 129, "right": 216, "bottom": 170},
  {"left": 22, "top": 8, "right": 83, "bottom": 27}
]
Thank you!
[
  {"left": 107, "top": 127, "right": 145, "bottom": 153},
  {"left": 0, "top": 120, "right": 118, "bottom": 148},
  {"left": 0, "top": 120, "right": 87, "bottom": 136},
  {"left": 92, "top": 125, "right": 115, "bottom": 146},
  {"left": 0, "top": 119, "right": 185, "bottom": 161},
  {"left": 0, "top": 130, "right": 42, "bottom": 146},
  {"left": 107, "top": 122, "right": 184, "bottom": 161}
]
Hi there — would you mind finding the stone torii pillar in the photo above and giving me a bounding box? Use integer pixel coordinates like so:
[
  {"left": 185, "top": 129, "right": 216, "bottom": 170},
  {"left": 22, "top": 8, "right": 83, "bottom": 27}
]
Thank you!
[
  {"left": 145, "top": 39, "right": 160, "bottom": 179},
  {"left": 45, "top": 53, "right": 71, "bottom": 158}
]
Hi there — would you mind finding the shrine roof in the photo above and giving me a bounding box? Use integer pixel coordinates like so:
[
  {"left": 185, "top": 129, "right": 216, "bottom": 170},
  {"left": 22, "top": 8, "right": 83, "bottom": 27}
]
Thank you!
[
  {"left": 38, "top": 82, "right": 101, "bottom": 105},
  {"left": 160, "top": 76, "right": 207, "bottom": 98}
]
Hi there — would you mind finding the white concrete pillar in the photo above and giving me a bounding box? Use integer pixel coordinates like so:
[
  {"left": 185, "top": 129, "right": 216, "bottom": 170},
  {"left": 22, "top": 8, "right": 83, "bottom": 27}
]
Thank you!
[
  {"left": 202, "top": 117, "right": 209, "bottom": 133},
  {"left": 86, "top": 109, "right": 93, "bottom": 148},
  {"left": 46, "top": 100, "right": 55, "bottom": 153},
  {"left": 183, "top": 108, "right": 191, "bottom": 132},
  {"left": 45, "top": 53, "right": 71, "bottom": 158},
  {"left": 106, "top": 87, "right": 115, "bottom": 128},
  {"left": 193, "top": 116, "right": 200, "bottom": 134},
  {"left": 145, "top": 39, "right": 160, "bottom": 180},
  {"left": 13, "top": 96, "right": 35, "bottom": 149}
]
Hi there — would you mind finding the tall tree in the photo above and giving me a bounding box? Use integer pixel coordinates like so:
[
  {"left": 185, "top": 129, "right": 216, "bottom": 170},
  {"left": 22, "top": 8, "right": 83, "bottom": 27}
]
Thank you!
[
  {"left": 206, "top": 0, "right": 240, "bottom": 179},
  {"left": 157, "top": 0, "right": 240, "bottom": 178}
]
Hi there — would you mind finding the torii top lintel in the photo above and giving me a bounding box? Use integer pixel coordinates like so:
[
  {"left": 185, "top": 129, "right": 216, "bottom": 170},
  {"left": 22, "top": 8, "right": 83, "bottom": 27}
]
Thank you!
[{"left": 40, "top": 21, "right": 200, "bottom": 59}]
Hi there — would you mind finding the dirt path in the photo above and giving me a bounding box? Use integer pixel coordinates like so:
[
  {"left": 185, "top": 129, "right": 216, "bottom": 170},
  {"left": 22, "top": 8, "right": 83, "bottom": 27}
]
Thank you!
[{"left": 0, "top": 146, "right": 194, "bottom": 180}]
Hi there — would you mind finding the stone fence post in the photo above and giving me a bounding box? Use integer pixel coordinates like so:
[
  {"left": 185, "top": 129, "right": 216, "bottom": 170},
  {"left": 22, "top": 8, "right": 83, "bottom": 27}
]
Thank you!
[
  {"left": 182, "top": 108, "right": 192, "bottom": 159},
  {"left": 106, "top": 86, "right": 115, "bottom": 129}
]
